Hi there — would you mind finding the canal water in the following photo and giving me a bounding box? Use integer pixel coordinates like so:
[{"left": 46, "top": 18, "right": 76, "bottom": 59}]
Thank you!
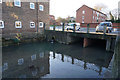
[{"left": 2, "top": 41, "right": 114, "bottom": 78}]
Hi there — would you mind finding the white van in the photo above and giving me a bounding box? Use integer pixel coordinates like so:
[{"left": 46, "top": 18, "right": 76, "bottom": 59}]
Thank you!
[{"left": 65, "top": 23, "right": 80, "bottom": 31}]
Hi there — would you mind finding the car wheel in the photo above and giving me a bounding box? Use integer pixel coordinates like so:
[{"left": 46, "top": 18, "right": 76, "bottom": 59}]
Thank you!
[
  {"left": 77, "top": 29, "right": 79, "bottom": 31},
  {"left": 107, "top": 30, "right": 111, "bottom": 33},
  {"left": 106, "top": 30, "right": 108, "bottom": 33},
  {"left": 110, "top": 30, "right": 112, "bottom": 33}
]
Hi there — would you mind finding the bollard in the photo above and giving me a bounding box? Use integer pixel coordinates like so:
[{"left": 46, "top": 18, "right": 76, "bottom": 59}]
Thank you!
[
  {"left": 73, "top": 24, "right": 76, "bottom": 32},
  {"left": 43, "top": 23, "right": 46, "bottom": 34},
  {"left": 62, "top": 23, "right": 65, "bottom": 32},
  {"left": 87, "top": 24, "right": 90, "bottom": 33},
  {"left": 53, "top": 23, "right": 56, "bottom": 31}
]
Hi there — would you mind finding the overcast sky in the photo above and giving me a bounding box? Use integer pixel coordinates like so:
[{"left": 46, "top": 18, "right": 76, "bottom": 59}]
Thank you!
[{"left": 50, "top": 0, "right": 120, "bottom": 19}]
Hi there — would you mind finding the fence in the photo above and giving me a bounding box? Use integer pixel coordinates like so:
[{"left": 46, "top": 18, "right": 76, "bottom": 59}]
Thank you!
[
  {"left": 81, "top": 23, "right": 120, "bottom": 28},
  {"left": 48, "top": 23, "right": 120, "bottom": 35}
]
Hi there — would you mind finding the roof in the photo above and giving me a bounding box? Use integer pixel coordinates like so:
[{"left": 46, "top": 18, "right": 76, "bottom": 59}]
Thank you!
[
  {"left": 49, "top": 15, "right": 55, "bottom": 17},
  {"left": 76, "top": 5, "right": 107, "bottom": 16}
]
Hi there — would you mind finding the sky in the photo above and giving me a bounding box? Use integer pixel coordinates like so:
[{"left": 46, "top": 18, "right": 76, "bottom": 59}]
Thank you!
[{"left": 50, "top": 0, "right": 120, "bottom": 19}]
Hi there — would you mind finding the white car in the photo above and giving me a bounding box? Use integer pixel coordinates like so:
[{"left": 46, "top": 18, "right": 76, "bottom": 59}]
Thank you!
[
  {"left": 65, "top": 23, "right": 80, "bottom": 31},
  {"left": 96, "top": 22, "right": 113, "bottom": 33}
]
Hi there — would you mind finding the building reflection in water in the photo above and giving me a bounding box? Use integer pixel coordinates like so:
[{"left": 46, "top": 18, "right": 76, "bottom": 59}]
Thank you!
[
  {"left": 2, "top": 51, "right": 50, "bottom": 78},
  {"left": 49, "top": 50, "right": 113, "bottom": 77},
  {"left": 2, "top": 42, "right": 113, "bottom": 78}
]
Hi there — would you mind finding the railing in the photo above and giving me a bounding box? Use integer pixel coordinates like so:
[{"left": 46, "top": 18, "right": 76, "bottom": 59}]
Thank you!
[{"left": 47, "top": 23, "right": 119, "bottom": 35}]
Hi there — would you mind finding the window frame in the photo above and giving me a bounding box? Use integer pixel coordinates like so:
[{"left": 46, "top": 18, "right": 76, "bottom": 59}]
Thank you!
[
  {"left": 15, "top": 21, "right": 22, "bottom": 28},
  {"left": 82, "top": 16, "right": 84, "bottom": 19},
  {"left": 0, "top": 20, "right": 4, "bottom": 28},
  {"left": 0, "top": 0, "right": 2, "bottom": 3},
  {"left": 82, "top": 21, "right": 84, "bottom": 23},
  {"left": 18, "top": 58, "right": 24, "bottom": 65},
  {"left": 93, "top": 16, "right": 94, "bottom": 19},
  {"left": 82, "top": 10, "right": 85, "bottom": 14},
  {"left": 30, "top": 22, "right": 35, "bottom": 28},
  {"left": 30, "top": 2, "right": 35, "bottom": 9},
  {"left": 14, "top": 0, "right": 21, "bottom": 7},
  {"left": 39, "top": 22, "right": 44, "bottom": 28},
  {"left": 39, "top": 5, "right": 44, "bottom": 11}
]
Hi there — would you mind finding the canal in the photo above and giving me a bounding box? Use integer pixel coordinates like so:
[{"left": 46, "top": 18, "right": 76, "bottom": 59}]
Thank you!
[{"left": 2, "top": 41, "right": 114, "bottom": 78}]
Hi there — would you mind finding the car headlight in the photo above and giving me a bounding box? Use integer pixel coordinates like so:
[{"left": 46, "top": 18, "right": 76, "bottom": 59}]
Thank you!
[{"left": 96, "top": 26, "right": 98, "bottom": 30}]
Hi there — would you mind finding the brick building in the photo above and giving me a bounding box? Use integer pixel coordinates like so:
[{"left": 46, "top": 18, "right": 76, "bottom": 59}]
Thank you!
[
  {"left": 76, "top": 5, "right": 107, "bottom": 24},
  {"left": 0, "top": 0, "right": 49, "bottom": 38},
  {"left": 49, "top": 15, "right": 56, "bottom": 25}
]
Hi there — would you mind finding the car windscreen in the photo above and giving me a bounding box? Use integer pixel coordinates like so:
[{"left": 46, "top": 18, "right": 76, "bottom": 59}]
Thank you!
[{"left": 67, "top": 24, "right": 74, "bottom": 26}]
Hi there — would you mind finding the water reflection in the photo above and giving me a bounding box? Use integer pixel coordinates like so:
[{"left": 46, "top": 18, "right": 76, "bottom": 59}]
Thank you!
[
  {"left": 2, "top": 42, "right": 113, "bottom": 78},
  {"left": 18, "top": 58, "right": 24, "bottom": 65}
]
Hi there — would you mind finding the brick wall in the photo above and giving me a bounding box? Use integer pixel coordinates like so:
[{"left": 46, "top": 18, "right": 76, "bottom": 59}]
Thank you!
[
  {"left": 81, "top": 23, "right": 99, "bottom": 28},
  {"left": 1, "top": 2, "right": 49, "bottom": 35},
  {"left": 76, "top": 5, "right": 93, "bottom": 23},
  {"left": 76, "top": 5, "right": 106, "bottom": 24}
]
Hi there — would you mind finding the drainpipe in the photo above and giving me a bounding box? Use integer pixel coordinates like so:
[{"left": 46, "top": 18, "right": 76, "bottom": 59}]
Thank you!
[{"left": 36, "top": 0, "right": 38, "bottom": 33}]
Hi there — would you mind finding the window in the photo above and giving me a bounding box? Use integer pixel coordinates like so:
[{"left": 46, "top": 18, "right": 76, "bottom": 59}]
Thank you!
[
  {"left": 82, "top": 16, "right": 84, "bottom": 23},
  {"left": 0, "top": 20, "right": 4, "bottom": 28},
  {"left": 39, "top": 5, "right": 44, "bottom": 11},
  {"left": 0, "top": 0, "right": 2, "bottom": 3},
  {"left": 39, "top": 22, "right": 43, "bottom": 28},
  {"left": 18, "top": 58, "right": 24, "bottom": 65},
  {"left": 31, "top": 54, "right": 36, "bottom": 61},
  {"left": 82, "top": 16, "right": 84, "bottom": 19},
  {"left": 93, "top": 16, "right": 94, "bottom": 19},
  {"left": 82, "top": 21, "right": 84, "bottom": 23},
  {"left": 3, "top": 63, "right": 8, "bottom": 71},
  {"left": 82, "top": 10, "right": 85, "bottom": 14},
  {"left": 97, "top": 12, "right": 99, "bottom": 17},
  {"left": 6, "top": 2, "right": 13, "bottom": 7},
  {"left": 30, "top": 3, "right": 35, "bottom": 9},
  {"left": 15, "top": 21, "right": 22, "bottom": 28},
  {"left": 14, "top": 0, "right": 21, "bottom": 7},
  {"left": 30, "top": 22, "right": 35, "bottom": 28},
  {"left": 40, "top": 52, "right": 44, "bottom": 58}
]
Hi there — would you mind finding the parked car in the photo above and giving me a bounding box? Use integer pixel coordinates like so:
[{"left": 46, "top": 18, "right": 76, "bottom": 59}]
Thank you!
[
  {"left": 65, "top": 23, "right": 80, "bottom": 31},
  {"left": 96, "top": 22, "right": 113, "bottom": 33}
]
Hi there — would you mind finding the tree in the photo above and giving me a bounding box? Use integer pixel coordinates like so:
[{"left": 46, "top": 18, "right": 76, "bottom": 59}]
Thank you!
[
  {"left": 94, "top": 3, "right": 108, "bottom": 12},
  {"left": 56, "top": 17, "right": 68, "bottom": 23},
  {"left": 109, "top": 11, "right": 114, "bottom": 22},
  {"left": 56, "top": 16, "right": 76, "bottom": 24},
  {"left": 111, "top": 8, "right": 118, "bottom": 21},
  {"left": 66, "top": 16, "right": 76, "bottom": 23}
]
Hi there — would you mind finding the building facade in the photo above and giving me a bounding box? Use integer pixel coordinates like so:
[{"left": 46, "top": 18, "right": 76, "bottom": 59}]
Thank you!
[
  {"left": 118, "top": 1, "right": 120, "bottom": 19},
  {"left": 49, "top": 15, "right": 56, "bottom": 25},
  {"left": 76, "top": 5, "right": 107, "bottom": 24},
  {"left": 0, "top": 0, "right": 49, "bottom": 38}
]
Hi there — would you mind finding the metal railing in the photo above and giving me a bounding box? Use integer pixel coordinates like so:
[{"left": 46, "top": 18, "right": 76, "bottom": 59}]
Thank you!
[{"left": 48, "top": 23, "right": 120, "bottom": 35}]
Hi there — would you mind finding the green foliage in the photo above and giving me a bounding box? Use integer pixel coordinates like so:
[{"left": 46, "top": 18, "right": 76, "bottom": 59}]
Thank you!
[
  {"left": 106, "top": 20, "right": 120, "bottom": 23},
  {"left": 56, "top": 16, "right": 76, "bottom": 23}
]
